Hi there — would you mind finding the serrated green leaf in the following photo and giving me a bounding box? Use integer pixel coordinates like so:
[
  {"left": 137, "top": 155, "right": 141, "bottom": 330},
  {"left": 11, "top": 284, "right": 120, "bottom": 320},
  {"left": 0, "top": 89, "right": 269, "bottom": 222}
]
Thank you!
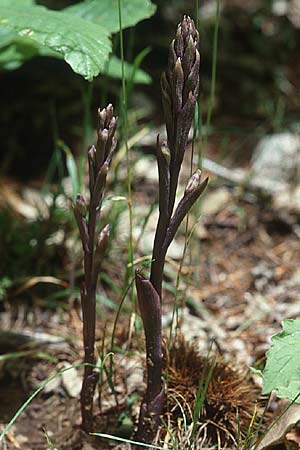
[
  {"left": 262, "top": 319, "right": 300, "bottom": 402},
  {"left": 65, "top": 0, "right": 156, "bottom": 33},
  {"left": 0, "top": 3, "right": 112, "bottom": 80}
]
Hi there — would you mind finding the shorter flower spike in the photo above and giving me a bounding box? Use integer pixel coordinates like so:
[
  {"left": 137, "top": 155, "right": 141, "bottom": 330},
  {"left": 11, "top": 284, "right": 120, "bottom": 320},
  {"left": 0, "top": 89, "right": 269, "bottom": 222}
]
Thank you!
[{"left": 73, "top": 104, "right": 117, "bottom": 433}]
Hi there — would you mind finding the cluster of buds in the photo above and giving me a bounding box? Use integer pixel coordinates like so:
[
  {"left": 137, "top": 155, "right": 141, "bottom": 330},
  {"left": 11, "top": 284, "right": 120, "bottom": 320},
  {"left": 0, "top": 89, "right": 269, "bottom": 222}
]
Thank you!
[
  {"left": 73, "top": 104, "right": 117, "bottom": 433},
  {"left": 161, "top": 15, "right": 200, "bottom": 195},
  {"left": 150, "top": 16, "right": 207, "bottom": 296}
]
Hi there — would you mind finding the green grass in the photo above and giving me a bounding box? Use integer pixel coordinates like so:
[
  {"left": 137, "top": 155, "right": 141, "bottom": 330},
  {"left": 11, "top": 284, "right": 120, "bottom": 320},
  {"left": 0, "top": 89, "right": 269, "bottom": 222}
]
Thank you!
[
  {"left": 0, "top": 363, "right": 96, "bottom": 443},
  {"left": 118, "top": 0, "right": 135, "bottom": 315}
]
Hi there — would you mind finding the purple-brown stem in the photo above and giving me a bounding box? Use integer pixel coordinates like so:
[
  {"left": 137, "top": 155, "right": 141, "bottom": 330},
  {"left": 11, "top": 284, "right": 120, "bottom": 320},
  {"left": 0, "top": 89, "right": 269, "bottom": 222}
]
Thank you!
[
  {"left": 136, "top": 16, "right": 207, "bottom": 445},
  {"left": 135, "top": 272, "right": 164, "bottom": 443},
  {"left": 73, "top": 105, "right": 117, "bottom": 433}
]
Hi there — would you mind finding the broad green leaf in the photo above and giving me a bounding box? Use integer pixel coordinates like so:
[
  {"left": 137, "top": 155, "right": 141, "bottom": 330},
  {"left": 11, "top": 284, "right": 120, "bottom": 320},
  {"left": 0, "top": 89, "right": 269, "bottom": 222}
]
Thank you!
[
  {"left": 0, "top": 3, "right": 111, "bottom": 80},
  {"left": 0, "top": 35, "right": 58, "bottom": 70},
  {"left": 0, "top": 0, "right": 33, "bottom": 7},
  {"left": 0, "top": 26, "right": 16, "bottom": 48},
  {"left": 105, "top": 55, "right": 151, "bottom": 84},
  {"left": 65, "top": 0, "right": 156, "bottom": 33},
  {"left": 0, "top": 40, "right": 35, "bottom": 70},
  {"left": 262, "top": 319, "right": 300, "bottom": 402},
  {"left": 0, "top": 33, "right": 151, "bottom": 84}
]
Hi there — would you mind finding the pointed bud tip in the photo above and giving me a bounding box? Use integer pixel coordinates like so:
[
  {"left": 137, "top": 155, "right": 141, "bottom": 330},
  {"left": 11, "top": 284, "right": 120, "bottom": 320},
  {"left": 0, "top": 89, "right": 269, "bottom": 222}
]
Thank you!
[
  {"left": 161, "top": 142, "right": 171, "bottom": 163},
  {"left": 88, "top": 145, "right": 96, "bottom": 155},
  {"left": 185, "top": 169, "right": 202, "bottom": 194},
  {"left": 98, "top": 128, "right": 109, "bottom": 142},
  {"left": 95, "top": 224, "right": 110, "bottom": 258},
  {"left": 75, "top": 193, "right": 87, "bottom": 217},
  {"left": 101, "top": 223, "right": 110, "bottom": 236}
]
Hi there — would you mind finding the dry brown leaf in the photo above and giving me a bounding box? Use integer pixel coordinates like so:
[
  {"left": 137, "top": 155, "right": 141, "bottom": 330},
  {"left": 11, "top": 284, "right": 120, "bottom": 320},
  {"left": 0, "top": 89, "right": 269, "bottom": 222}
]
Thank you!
[
  {"left": 14, "top": 276, "right": 68, "bottom": 295},
  {"left": 257, "top": 402, "right": 300, "bottom": 450}
]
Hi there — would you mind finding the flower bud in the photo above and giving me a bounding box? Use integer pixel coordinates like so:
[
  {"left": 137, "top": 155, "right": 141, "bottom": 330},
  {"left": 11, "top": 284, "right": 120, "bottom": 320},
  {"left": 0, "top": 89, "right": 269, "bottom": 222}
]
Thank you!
[
  {"left": 105, "top": 104, "right": 114, "bottom": 127},
  {"left": 75, "top": 194, "right": 87, "bottom": 217},
  {"left": 98, "top": 107, "right": 106, "bottom": 130},
  {"left": 173, "top": 58, "right": 184, "bottom": 111},
  {"left": 96, "top": 128, "right": 108, "bottom": 168},
  {"left": 185, "top": 169, "right": 201, "bottom": 195},
  {"left": 93, "top": 224, "right": 110, "bottom": 273},
  {"left": 161, "top": 142, "right": 171, "bottom": 165}
]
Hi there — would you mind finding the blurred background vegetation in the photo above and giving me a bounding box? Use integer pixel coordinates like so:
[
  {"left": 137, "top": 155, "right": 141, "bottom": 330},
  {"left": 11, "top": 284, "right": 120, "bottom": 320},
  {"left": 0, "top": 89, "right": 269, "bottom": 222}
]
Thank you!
[{"left": 1, "top": 0, "right": 300, "bottom": 306}]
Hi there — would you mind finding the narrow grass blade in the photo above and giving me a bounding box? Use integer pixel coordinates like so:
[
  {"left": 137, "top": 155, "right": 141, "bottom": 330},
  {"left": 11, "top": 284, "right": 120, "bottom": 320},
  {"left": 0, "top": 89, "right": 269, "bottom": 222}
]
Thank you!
[
  {"left": 191, "top": 353, "right": 216, "bottom": 441},
  {"left": 0, "top": 362, "right": 94, "bottom": 442},
  {"left": 91, "top": 432, "right": 169, "bottom": 449}
]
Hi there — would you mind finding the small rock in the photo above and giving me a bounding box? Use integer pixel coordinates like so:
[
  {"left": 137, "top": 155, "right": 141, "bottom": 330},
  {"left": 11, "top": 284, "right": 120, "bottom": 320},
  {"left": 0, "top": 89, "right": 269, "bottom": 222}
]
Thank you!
[
  {"left": 200, "top": 187, "right": 231, "bottom": 215},
  {"left": 251, "top": 133, "right": 300, "bottom": 192},
  {"left": 61, "top": 364, "right": 81, "bottom": 398},
  {"left": 167, "top": 239, "right": 185, "bottom": 260},
  {"left": 273, "top": 185, "right": 300, "bottom": 212},
  {"left": 134, "top": 156, "right": 158, "bottom": 183},
  {"left": 44, "top": 375, "right": 61, "bottom": 394},
  {"left": 123, "top": 356, "right": 145, "bottom": 395}
]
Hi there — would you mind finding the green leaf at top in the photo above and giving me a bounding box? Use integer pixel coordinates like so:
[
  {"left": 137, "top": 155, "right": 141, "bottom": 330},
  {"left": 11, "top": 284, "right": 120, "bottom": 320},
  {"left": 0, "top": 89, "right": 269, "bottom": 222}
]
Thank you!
[
  {"left": 262, "top": 319, "right": 300, "bottom": 402},
  {"left": 65, "top": 0, "right": 156, "bottom": 33},
  {"left": 0, "top": 0, "right": 34, "bottom": 6},
  {"left": 0, "top": 3, "right": 111, "bottom": 80}
]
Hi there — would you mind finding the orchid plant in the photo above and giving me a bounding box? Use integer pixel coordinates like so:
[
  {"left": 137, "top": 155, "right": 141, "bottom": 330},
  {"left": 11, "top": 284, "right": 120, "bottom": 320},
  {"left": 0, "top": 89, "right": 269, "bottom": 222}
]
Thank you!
[
  {"left": 73, "top": 105, "right": 118, "bottom": 433},
  {"left": 135, "top": 15, "right": 208, "bottom": 444}
]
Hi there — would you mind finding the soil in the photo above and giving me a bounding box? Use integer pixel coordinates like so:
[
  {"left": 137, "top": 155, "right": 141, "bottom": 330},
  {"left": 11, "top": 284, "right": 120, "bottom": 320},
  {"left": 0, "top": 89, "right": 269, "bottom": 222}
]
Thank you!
[{"left": 0, "top": 185, "right": 299, "bottom": 449}]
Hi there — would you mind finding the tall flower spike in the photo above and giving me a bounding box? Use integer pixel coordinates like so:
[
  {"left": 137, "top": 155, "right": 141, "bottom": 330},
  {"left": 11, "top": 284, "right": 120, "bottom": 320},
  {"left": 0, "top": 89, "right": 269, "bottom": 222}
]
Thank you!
[
  {"left": 151, "top": 16, "right": 202, "bottom": 296},
  {"left": 136, "top": 16, "right": 207, "bottom": 446},
  {"left": 73, "top": 104, "right": 117, "bottom": 433}
]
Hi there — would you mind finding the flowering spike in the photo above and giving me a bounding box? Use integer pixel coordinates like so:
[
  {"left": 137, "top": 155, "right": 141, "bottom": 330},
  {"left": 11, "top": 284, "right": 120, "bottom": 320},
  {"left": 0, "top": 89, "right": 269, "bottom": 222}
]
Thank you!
[{"left": 73, "top": 104, "right": 117, "bottom": 433}]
